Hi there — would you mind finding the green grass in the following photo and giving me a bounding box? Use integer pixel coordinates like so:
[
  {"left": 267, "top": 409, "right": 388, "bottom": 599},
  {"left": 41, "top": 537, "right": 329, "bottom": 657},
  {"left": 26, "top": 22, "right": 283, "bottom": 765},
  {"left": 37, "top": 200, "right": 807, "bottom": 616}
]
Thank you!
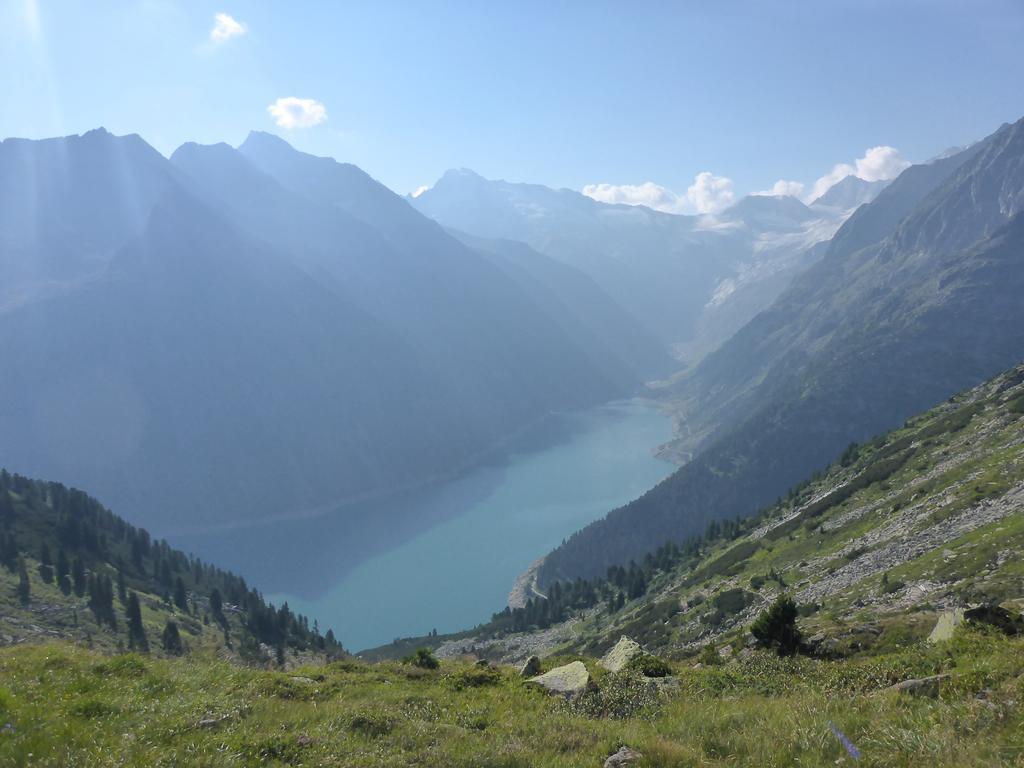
[{"left": 2, "top": 628, "right": 1024, "bottom": 766}]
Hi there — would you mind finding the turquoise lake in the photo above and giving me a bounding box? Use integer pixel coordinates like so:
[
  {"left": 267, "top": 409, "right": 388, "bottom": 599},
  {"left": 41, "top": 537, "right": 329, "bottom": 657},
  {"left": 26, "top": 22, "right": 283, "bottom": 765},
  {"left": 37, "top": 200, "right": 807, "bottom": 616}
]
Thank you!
[{"left": 262, "top": 399, "right": 674, "bottom": 652}]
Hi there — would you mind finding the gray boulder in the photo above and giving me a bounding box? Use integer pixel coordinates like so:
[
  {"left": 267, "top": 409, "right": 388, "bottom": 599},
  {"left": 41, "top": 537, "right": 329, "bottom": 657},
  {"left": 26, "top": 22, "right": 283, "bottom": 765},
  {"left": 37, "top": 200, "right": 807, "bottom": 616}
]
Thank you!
[
  {"left": 599, "top": 636, "right": 642, "bottom": 673},
  {"left": 888, "top": 674, "right": 949, "bottom": 698},
  {"left": 604, "top": 746, "right": 643, "bottom": 767},
  {"left": 927, "top": 609, "right": 964, "bottom": 643},
  {"left": 519, "top": 655, "right": 542, "bottom": 677},
  {"left": 528, "top": 660, "right": 590, "bottom": 698}
]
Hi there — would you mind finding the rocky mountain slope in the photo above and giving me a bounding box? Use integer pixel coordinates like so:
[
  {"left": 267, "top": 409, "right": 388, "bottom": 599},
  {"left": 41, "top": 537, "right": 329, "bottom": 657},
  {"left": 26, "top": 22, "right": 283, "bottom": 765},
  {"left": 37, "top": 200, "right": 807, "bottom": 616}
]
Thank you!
[
  {"left": 0, "top": 129, "right": 172, "bottom": 303},
  {"left": 539, "top": 116, "right": 1024, "bottom": 583},
  {"left": 370, "top": 361, "right": 1024, "bottom": 664}
]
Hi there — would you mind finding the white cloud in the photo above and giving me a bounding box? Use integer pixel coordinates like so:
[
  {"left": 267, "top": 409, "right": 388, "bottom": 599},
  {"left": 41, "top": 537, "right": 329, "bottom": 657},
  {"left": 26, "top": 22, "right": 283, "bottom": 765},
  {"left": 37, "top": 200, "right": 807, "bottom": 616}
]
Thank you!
[
  {"left": 210, "top": 12, "right": 246, "bottom": 43},
  {"left": 582, "top": 171, "right": 734, "bottom": 215},
  {"left": 411, "top": 185, "right": 429, "bottom": 198},
  {"left": 267, "top": 97, "right": 328, "bottom": 129},
  {"left": 581, "top": 181, "right": 686, "bottom": 214},
  {"left": 24, "top": 0, "right": 41, "bottom": 41},
  {"left": 686, "top": 171, "right": 734, "bottom": 214},
  {"left": 808, "top": 146, "right": 910, "bottom": 201},
  {"left": 854, "top": 145, "right": 911, "bottom": 181},
  {"left": 754, "top": 179, "right": 805, "bottom": 198}
]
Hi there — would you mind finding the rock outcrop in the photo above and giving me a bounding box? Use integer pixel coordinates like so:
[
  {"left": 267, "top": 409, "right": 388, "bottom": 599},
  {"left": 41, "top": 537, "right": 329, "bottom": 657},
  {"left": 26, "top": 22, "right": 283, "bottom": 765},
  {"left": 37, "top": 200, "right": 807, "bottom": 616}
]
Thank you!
[
  {"left": 928, "top": 609, "right": 964, "bottom": 643},
  {"left": 888, "top": 674, "right": 949, "bottom": 698},
  {"left": 604, "top": 746, "right": 643, "bottom": 767},
  {"left": 527, "top": 660, "right": 590, "bottom": 698},
  {"left": 599, "top": 636, "right": 641, "bottom": 673},
  {"left": 519, "top": 655, "right": 542, "bottom": 677}
]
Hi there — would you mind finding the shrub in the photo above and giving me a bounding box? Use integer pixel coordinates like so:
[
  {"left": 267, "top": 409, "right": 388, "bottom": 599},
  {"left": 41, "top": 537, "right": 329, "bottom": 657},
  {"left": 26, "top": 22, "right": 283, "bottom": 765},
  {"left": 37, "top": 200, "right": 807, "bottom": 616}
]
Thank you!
[
  {"left": 70, "top": 699, "right": 119, "bottom": 719},
  {"left": 446, "top": 666, "right": 500, "bottom": 690},
  {"left": 844, "top": 546, "right": 867, "bottom": 562},
  {"left": 797, "top": 602, "right": 820, "bottom": 618},
  {"left": 751, "top": 595, "right": 802, "bottom": 656},
  {"left": 92, "top": 655, "right": 148, "bottom": 678},
  {"left": 840, "top": 441, "right": 861, "bottom": 467},
  {"left": 714, "top": 588, "right": 756, "bottom": 615},
  {"left": 626, "top": 653, "right": 673, "bottom": 678},
  {"left": 349, "top": 713, "right": 394, "bottom": 738},
  {"left": 456, "top": 710, "right": 490, "bottom": 731},
  {"left": 566, "top": 671, "right": 662, "bottom": 720},
  {"left": 403, "top": 648, "right": 439, "bottom": 670},
  {"left": 244, "top": 736, "right": 309, "bottom": 764},
  {"left": 881, "top": 572, "right": 905, "bottom": 594},
  {"left": 698, "top": 643, "right": 723, "bottom": 666}
]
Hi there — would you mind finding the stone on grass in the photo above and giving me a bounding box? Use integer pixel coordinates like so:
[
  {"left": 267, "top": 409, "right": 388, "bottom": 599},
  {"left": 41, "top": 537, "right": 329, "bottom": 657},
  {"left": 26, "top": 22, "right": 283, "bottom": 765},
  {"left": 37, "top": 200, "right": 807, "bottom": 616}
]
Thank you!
[
  {"left": 599, "top": 636, "right": 642, "bottom": 673},
  {"left": 927, "top": 609, "right": 964, "bottom": 643},
  {"left": 888, "top": 674, "right": 949, "bottom": 698},
  {"left": 528, "top": 660, "right": 590, "bottom": 698},
  {"left": 519, "top": 655, "right": 542, "bottom": 677},
  {"left": 604, "top": 746, "right": 643, "bottom": 767}
]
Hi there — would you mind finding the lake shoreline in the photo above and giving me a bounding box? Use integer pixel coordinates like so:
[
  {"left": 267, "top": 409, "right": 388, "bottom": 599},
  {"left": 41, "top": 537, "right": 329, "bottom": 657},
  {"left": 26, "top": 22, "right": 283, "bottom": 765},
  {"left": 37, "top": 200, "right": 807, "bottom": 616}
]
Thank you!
[{"left": 265, "top": 398, "right": 676, "bottom": 651}]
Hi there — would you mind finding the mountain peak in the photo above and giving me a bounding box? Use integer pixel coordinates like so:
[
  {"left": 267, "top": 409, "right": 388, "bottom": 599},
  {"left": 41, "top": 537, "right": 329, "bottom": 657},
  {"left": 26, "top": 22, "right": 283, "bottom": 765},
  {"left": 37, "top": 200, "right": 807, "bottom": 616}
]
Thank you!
[
  {"left": 238, "top": 130, "right": 296, "bottom": 155},
  {"left": 442, "top": 167, "right": 486, "bottom": 180},
  {"left": 810, "top": 175, "right": 889, "bottom": 209},
  {"left": 434, "top": 167, "right": 490, "bottom": 189},
  {"left": 722, "top": 193, "right": 817, "bottom": 226},
  {"left": 171, "top": 140, "right": 236, "bottom": 161}
]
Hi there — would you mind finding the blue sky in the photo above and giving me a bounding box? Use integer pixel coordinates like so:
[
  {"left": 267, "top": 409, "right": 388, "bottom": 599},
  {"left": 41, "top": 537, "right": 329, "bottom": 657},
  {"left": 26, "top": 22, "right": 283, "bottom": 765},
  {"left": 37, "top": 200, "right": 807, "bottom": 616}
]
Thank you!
[{"left": 3, "top": 1, "right": 1023, "bottom": 208}]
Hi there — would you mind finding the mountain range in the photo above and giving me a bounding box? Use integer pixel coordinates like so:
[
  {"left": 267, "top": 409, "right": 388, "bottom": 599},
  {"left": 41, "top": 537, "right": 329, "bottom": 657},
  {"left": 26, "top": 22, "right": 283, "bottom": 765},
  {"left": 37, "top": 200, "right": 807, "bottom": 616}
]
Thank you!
[
  {"left": 0, "top": 128, "right": 668, "bottom": 558},
  {"left": 410, "top": 169, "right": 858, "bottom": 361},
  {"left": 3, "top": 114, "right": 1022, "bottom": 642},
  {"left": 539, "top": 116, "right": 1024, "bottom": 584}
]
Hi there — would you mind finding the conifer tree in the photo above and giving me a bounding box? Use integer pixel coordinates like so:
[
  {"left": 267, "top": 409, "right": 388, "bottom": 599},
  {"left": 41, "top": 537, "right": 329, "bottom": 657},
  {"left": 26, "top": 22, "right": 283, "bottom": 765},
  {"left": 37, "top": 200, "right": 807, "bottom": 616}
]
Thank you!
[
  {"left": 751, "top": 595, "right": 801, "bottom": 656},
  {"left": 87, "top": 572, "right": 117, "bottom": 630},
  {"left": 17, "top": 556, "right": 30, "bottom": 606},
  {"left": 38, "top": 543, "right": 54, "bottom": 584},
  {"left": 173, "top": 577, "right": 188, "bottom": 612},
  {"left": 161, "top": 620, "right": 183, "bottom": 655},
  {"left": 71, "top": 556, "right": 86, "bottom": 597},
  {"left": 126, "top": 592, "right": 148, "bottom": 651},
  {"left": 56, "top": 549, "right": 71, "bottom": 595},
  {"left": 116, "top": 569, "right": 127, "bottom": 605},
  {"left": 0, "top": 489, "right": 12, "bottom": 523},
  {"left": 209, "top": 588, "right": 224, "bottom": 624},
  {"left": 0, "top": 532, "right": 17, "bottom": 571},
  {"left": 101, "top": 574, "right": 117, "bottom": 630}
]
